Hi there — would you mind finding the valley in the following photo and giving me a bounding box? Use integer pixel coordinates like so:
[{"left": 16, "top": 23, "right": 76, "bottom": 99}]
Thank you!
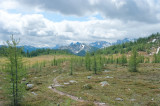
[{"left": 0, "top": 53, "right": 160, "bottom": 106}]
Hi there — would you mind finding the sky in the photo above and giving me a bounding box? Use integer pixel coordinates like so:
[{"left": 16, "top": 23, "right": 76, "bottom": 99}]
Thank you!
[{"left": 0, "top": 0, "right": 160, "bottom": 47}]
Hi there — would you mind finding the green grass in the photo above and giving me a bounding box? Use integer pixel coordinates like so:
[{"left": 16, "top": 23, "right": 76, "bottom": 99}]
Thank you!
[
  {"left": 0, "top": 56, "right": 160, "bottom": 106},
  {"left": 56, "top": 63, "right": 160, "bottom": 106}
]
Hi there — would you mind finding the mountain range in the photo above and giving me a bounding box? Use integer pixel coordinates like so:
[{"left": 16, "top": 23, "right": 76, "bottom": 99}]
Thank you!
[
  {"left": 59, "top": 38, "right": 134, "bottom": 55},
  {"left": 0, "top": 38, "right": 134, "bottom": 56}
]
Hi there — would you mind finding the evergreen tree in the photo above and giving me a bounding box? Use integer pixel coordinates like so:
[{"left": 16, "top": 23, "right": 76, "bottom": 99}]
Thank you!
[
  {"left": 128, "top": 48, "right": 139, "bottom": 72},
  {"left": 85, "top": 52, "right": 91, "bottom": 71},
  {"left": 153, "top": 54, "right": 158, "bottom": 63},
  {"left": 5, "top": 35, "right": 26, "bottom": 106},
  {"left": 121, "top": 54, "right": 127, "bottom": 66},
  {"left": 93, "top": 55, "right": 97, "bottom": 74},
  {"left": 26, "top": 50, "right": 30, "bottom": 57},
  {"left": 70, "top": 58, "right": 73, "bottom": 75}
]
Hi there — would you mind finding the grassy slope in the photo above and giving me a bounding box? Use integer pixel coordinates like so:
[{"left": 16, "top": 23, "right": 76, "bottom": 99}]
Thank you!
[
  {"left": 0, "top": 55, "right": 160, "bottom": 106},
  {"left": 56, "top": 63, "right": 160, "bottom": 106}
]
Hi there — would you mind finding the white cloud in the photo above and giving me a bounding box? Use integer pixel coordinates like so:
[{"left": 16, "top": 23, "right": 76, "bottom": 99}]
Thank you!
[
  {"left": 0, "top": 0, "right": 19, "bottom": 10},
  {"left": 6, "top": 0, "right": 159, "bottom": 23},
  {"left": 0, "top": 10, "right": 160, "bottom": 47}
]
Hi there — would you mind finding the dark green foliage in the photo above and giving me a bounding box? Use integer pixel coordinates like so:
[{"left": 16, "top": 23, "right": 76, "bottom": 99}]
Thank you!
[
  {"left": 93, "top": 55, "right": 97, "bottom": 74},
  {"left": 153, "top": 54, "right": 160, "bottom": 63},
  {"left": 128, "top": 48, "right": 139, "bottom": 72},
  {"left": 95, "top": 33, "right": 160, "bottom": 55},
  {"left": 118, "top": 54, "right": 127, "bottom": 65},
  {"left": 70, "top": 58, "right": 73, "bottom": 75},
  {"left": 85, "top": 52, "right": 91, "bottom": 71},
  {"left": 26, "top": 48, "right": 71, "bottom": 57},
  {"left": 138, "top": 55, "right": 145, "bottom": 63}
]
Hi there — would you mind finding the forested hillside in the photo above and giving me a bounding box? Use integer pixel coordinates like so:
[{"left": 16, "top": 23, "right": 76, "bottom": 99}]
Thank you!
[
  {"left": 96, "top": 33, "right": 160, "bottom": 55},
  {"left": 0, "top": 46, "right": 71, "bottom": 57}
]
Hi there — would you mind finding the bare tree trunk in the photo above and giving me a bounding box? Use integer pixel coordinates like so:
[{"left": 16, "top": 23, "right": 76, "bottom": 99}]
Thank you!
[
  {"left": 11, "top": 62, "right": 15, "bottom": 106},
  {"left": 15, "top": 46, "right": 18, "bottom": 105}
]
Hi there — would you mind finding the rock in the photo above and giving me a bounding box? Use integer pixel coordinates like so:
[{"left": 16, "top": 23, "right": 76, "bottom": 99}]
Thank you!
[
  {"left": 64, "top": 82, "right": 70, "bottom": 85},
  {"left": 104, "top": 70, "right": 110, "bottom": 72},
  {"left": 53, "top": 70, "right": 57, "bottom": 73},
  {"left": 115, "top": 98, "right": 123, "bottom": 101},
  {"left": 48, "top": 86, "right": 52, "bottom": 89},
  {"left": 151, "top": 98, "right": 154, "bottom": 101},
  {"left": 27, "top": 84, "right": 34, "bottom": 88},
  {"left": 34, "top": 77, "right": 37, "bottom": 79},
  {"left": 87, "top": 76, "right": 92, "bottom": 79},
  {"left": 69, "top": 80, "right": 77, "bottom": 83},
  {"left": 99, "top": 103, "right": 106, "bottom": 105},
  {"left": 100, "top": 81, "right": 109, "bottom": 87},
  {"left": 130, "top": 99, "right": 136, "bottom": 101},
  {"left": 105, "top": 76, "right": 113, "bottom": 78},
  {"left": 31, "top": 92, "right": 37, "bottom": 95},
  {"left": 54, "top": 84, "right": 64, "bottom": 87}
]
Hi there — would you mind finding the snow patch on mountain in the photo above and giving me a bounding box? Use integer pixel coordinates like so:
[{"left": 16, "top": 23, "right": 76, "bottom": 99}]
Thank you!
[
  {"left": 90, "top": 41, "right": 111, "bottom": 48},
  {"left": 59, "top": 42, "right": 96, "bottom": 55}
]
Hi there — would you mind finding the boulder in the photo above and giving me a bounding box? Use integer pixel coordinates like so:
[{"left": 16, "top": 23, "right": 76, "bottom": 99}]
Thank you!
[
  {"left": 27, "top": 84, "right": 34, "bottom": 89},
  {"left": 31, "top": 92, "right": 37, "bottom": 95},
  {"left": 48, "top": 86, "right": 52, "bottom": 89},
  {"left": 64, "top": 82, "right": 70, "bottom": 85},
  {"left": 54, "top": 84, "right": 64, "bottom": 87},
  {"left": 69, "top": 80, "right": 77, "bottom": 83},
  {"left": 87, "top": 76, "right": 92, "bottom": 79},
  {"left": 99, "top": 103, "right": 106, "bottom": 105},
  {"left": 100, "top": 81, "right": 109, "bottom": 87},
  {"left": 104, "top": 70, "right": 110, "bottom": 72},
  {"left": 130, "top": 99, "right": 136, "bottom": 101},
  {"left": 115, "top": 98, "right": 123, "bottom": 101},
  {"left": 105, "top": 76, "right": 113, "bottom": 78}
]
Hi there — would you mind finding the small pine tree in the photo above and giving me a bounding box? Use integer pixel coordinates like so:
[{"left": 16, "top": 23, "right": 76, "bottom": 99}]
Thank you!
[
  {"left": 70, "top": 58, "right": 73, "bottom": 75},
  {"left": 93, "top": 55, "right": 97, "bottom": 74},
  {"left": 121, "top": 54, "right": 127, "bottom": 66},
  {"left": 85, "top": 52, "right": 91, "bottom": 71},
  {"left": 153, "top": 54, "right": 158, "bottom": 63},
  {"left": 128, "top": 48, "right": 139, "bottom": 72}
]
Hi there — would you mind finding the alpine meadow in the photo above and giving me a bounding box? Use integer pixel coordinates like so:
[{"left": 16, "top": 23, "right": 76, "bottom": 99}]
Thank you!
[{"left": 0, "top": 0, "right": 160, "bottom": 106}]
